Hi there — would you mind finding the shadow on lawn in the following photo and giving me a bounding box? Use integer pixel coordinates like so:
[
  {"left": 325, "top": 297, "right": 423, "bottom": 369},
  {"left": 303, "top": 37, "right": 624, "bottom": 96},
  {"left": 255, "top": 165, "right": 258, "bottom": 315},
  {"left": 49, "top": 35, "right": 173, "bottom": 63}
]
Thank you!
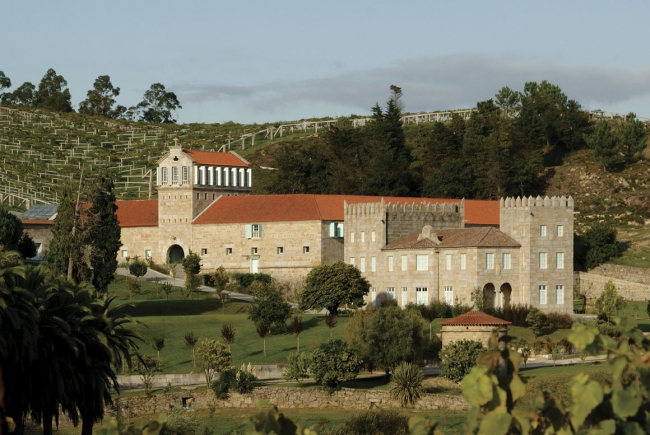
[{"left": 115, "top": 299, "right": 222, "bottom": 317}]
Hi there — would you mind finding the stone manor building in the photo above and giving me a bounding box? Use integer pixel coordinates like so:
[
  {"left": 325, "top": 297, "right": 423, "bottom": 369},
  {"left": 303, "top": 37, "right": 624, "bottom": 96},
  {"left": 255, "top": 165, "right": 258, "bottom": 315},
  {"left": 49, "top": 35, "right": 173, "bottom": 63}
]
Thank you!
[{"left": 21, "top": 145, "right": 574, "bottom": 313}]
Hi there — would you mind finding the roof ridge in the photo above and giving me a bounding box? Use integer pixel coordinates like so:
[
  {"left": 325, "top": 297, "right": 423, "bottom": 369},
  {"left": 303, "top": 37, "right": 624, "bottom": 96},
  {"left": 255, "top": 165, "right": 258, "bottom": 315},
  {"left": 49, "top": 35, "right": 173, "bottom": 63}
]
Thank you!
[
  {"left": 475, "top": 226, "right": 492, "bottom": 245},
  {"left": 312, "top": 195, "right": 324, "bottom": 220},
  {"left": 193, "top": 195, "right": 223, "bottom": 223}
]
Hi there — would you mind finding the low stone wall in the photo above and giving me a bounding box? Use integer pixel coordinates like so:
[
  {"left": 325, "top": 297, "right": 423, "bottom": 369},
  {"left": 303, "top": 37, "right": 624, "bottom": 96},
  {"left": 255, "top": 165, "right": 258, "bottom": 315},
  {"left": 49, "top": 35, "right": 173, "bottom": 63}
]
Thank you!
[
  {"left": 575, "top": 272, "right": 650, "bottom": 305},
  {"left": 105, "top": 387, "right": 468, "bottom": 421},
  {"left": 589, "top": 264, "right": 650, "bottom": 285}
]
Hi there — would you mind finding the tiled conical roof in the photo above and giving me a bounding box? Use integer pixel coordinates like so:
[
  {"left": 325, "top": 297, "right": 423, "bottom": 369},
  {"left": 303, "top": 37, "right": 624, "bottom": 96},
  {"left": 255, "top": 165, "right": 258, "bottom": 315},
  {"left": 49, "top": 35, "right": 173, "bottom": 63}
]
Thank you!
[{"left": 440, "top": 309, "right": 511, "bottom": 326}]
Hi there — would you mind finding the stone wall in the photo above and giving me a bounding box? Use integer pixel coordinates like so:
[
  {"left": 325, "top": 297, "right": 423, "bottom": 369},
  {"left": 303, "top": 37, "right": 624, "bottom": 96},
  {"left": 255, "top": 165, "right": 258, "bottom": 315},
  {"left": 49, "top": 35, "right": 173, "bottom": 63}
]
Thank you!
[
  {"left": 588, "top": 264, "right": 650, "bottom": 286},
  {"left": 575, "top": 272, "right": 650, "bottom": 305},
  {"left": 106, "top": 388, "right": 469, "bottom": 421}
]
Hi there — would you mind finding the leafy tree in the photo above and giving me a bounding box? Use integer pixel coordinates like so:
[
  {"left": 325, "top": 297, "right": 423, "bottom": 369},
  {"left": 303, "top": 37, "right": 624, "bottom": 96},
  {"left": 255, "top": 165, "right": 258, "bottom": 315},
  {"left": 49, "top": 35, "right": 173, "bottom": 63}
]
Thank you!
[
  {"left": 389, "top": 362, "right": 424, "bottom": 408},
  {"left": 0, "top": 70, "right": 10, "bottom": 99},
  {"left": 209, "top": 266, "right": 229, "bottom": 292},
  {"left": 248, "top": 291, "right": 292, "bottom": 332},
  {"left": 420, "top": 304, "right": 436, "bottom": 341},
  {"left": 581, "top": 221, "right": 619, "bottom": 269},
  {"left": 181, "top": 250, "right": 202, "bottom": 299},
  {"left": 525, "top": 307, "right": 545, "bottom": 338},
  {"left": 618, "top": 112, "right": 648, "bottom": 164},
  {"left": 152, "top": 335, "right": 165, "bottom": 361},
  {"left": 130, "top": 354, "right": 162, "bottom": 397},
  {"left": 0, "top": 206, "right": 36, "bottom": 258},
  {"left": 584, "top": 120, "right": 623, "bottom": 170},
  {"left": 256, "top": 322, "right": 271, "bottom": 357},
  {"left": 184, "top": 332, "right": 198, "bottom": 367},
  {"left": 220, "top": 324, "right": 235, "bottom": 351},
  {"left": 440, "top": 339, "right": 485, "bottom": 383},
  {"left": 128, "top": 258, "right": 148, "bottom": 281},
  {"left": 1, "top": 81, "right": 36, "bottom": 106},
  {"left": 596, "top": 280, "right": 627, "bottom": 324},
  {"left": 324, "top": 314, "right": 338, "bottom": 338},
  {"left": 494, "top": 86, "right": 521, "bottom": 116},
  {"left": 78, "top": 75, "right": 126, "bottom": 119},
  {"left": 282, "top": 352, "right": 311, "bottom": 384},
  {"left": 131, "top": 83, "right": 182, "bottom": 123},
  {"left": 194, "top": 339, "right": 231, "bottom": 388},
  {"left": 160, "top": 282, "right": 174, "bottom": 301},
  {"left": 292, "top": 315, "right": 304, "bottom": 352},
  {"left": 35, "top": 68, "right": 73, "bottom": 112},
  {"left": 300, "top": 261, "right": 370, "bottom": 316},
  {"left": 309, "top": 339, "right": 362, "bottom": 393},
  {"left": 88, "top": 176, "right": 121, "bottom": 297}
]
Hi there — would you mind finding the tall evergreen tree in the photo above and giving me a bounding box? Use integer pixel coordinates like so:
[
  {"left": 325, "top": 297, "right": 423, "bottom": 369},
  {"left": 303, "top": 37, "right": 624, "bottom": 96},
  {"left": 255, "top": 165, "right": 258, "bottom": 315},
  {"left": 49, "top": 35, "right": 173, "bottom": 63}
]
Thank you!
[
  {"left": 35, "top": 68, "right": 73, "bottom": 112},
  {"left": 0, "top": 206, "right": 36, "bottom": 258},
  {"left": 78, "top": 75, "right": 126, "bottom": 119},
  {"left": 88, "top": 176, "right": 121, "bottom": 297},
  {"left": 1, "top": 81, "right": 36, "bottom": 106}
]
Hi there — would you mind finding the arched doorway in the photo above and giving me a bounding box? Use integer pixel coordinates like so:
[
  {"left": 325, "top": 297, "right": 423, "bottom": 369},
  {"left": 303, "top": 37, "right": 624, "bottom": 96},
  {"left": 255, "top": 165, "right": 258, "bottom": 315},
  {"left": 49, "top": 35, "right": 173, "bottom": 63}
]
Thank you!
[
  {"left": 499, "top": 283, "right": 512, "bottom": 309},
  {"left": 483, "top": 283, "right": 496, "bottom": 308},
  {"left": 168, "top": 245, "right": 185, "bottom": 263}
]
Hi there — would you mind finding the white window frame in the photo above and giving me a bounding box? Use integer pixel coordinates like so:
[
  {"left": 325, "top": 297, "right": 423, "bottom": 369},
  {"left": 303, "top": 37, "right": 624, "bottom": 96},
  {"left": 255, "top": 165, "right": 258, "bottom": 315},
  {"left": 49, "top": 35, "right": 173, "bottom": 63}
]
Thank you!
[
  {"left": 401, "top": 287, "right": 408, "bottom": 307},
  {"left": 539, "top": 252, "right": 548, "bottom": 269},
  {"left": 145, "top": 249, "right": 152, "bottom": 259},
  {"left": 556, "top": 285, "right": 564, "bottom": 304},
  {"left": 201, "top": 248, "right": 207, "bottom": 256},
  {"left": 371, "top": 256, "right": 376, "bottom": 272},
  {"left": 539, "top": 285, "right": 547, "bottom": 305},
  {"left": 226, "top": 248, "right": 233, "bottom": 255},
  {"left": 416, "top": 287, "right": 428, "bottom": 305},
  {"left": 182, "top": 166, "right": 189, "bottom": 185},
  {"left": 443, "top": 286, "right": 454, "bottom": 305},
  {"left": 445, "top": 254, "right": 452, "bottom": 271},
  {"left": 388, "top": 256, "right": 394, "bottom": 272},
  {"left": 360, "top": 257, "right": 366, "bottom": 273},
  {"left": 350, "top": 257, "right": 355, "bottom": 266},
  {"left": 351, "top": 232, "right": 355, "bottom": 243},
  {"left": 416, "top": 254, "right": 428, "bottom": 271},
  {"left": 122, "top": 250, "right": 128, "bottom": 258},
  {"left": 386, "top": 287, "right": 395, "bottom": 301},
  {"left": 371, "top": 231, "right": 376, "bottom": 242},
  {"left": 251, "top": 247, "right": 258, "bottom": 255},
  {"left": 486, "top": 253, "right": 494, "bottom": 270},
  {"left": 502, "top": 253, "right": 511, "bottom": 270},
  {"left": 251, "top": 224, "right": 261, "bottom": 238},
  {"left": 277, "top": 247, "right": 284, "bottom": 254},
  {"left": 371, "top": 287, "right": 376, "bottom": 306},
  {"left": 361, "top": 232, "right": 365, "bottom": 243},
  {"left": 540, "top": 225, "right": 547, "bottom": 237},
  {"left": 401, "top": 255, "right": 408, "bottom": 271},
  {"left": 556, "top": 252, "right": 564, "bottom": 269},
  {"left": 303, "top": 246, "right": 309, "bottom": 254},
  {"left": 460, "top": 253, "right": 466, "bottom": 270},
  {"left": 557, "top": 225, "right": 564, "bottom": 237}
]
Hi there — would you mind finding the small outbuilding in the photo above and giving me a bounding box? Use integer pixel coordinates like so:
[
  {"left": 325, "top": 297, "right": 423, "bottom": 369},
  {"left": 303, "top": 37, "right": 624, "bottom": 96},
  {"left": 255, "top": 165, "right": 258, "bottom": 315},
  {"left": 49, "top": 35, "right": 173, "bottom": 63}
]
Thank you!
[{"left": 440, "top": 309, "right": 511, "bottom": 347}]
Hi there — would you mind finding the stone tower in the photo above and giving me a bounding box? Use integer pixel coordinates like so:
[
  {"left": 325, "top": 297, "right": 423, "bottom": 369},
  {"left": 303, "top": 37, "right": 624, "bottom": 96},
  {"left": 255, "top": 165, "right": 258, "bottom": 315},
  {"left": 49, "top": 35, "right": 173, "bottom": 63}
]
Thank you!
[{"left": 499, "top": 196, "right": 574, "bottom": 313}]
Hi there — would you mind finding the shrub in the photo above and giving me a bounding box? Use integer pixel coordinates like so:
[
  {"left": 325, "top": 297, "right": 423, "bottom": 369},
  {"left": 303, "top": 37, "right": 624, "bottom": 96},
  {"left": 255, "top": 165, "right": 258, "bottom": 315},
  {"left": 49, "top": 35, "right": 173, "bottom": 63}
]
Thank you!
[
  {"left": 525, "top": 307, "right": 546, "bottom": 337},
  {"left": 231, "top": 272, "right": 273, "bottom": 289},
  {"left": 439, "top": 339, "right": 485, "bottom": 382},
  {"left": 331, "top": 410, "right": 409, "bottom": 435},
  {"left": 310, "top": 339, "right": 362, "bottom": 393},
  {"left": 451, "top": 303, "right": 472, "bottom": 318},
  {"left": 546, "top": 312, "right": 573, "bottom": 329},
  {"left": 210, "top": 366, "right": 257, "bottom": 399},
  {"left": 389, "top": 362, "right": 424, "bottom": 407},
  {"left": 282, "top": 352, "right": 311, "bottom": 384},
  {"left": 429, "top": 300, "right": 452, "bottom": 318},
  {"left": 597, "top": 322, "right": 621, "bottom": 338},
  {"left": 495, "top": 304, "right": 531, "bottom": 327}
]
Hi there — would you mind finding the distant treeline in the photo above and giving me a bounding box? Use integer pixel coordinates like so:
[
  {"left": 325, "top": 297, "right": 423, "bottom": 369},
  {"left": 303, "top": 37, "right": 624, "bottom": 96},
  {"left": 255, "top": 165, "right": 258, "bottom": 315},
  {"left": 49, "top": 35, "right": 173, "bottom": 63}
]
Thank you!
[
  {"left": 267, "top": 82, "right": 648, "bottom": 200},
  {"left": 0, "top": 68, "right": 181, "bottom": 123}
]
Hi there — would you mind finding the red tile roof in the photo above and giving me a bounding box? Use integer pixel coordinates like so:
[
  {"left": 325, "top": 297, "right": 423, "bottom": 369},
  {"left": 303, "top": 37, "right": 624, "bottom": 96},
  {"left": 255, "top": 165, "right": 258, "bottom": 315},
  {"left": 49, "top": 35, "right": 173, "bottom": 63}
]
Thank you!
[
  {"left": 194, "top": 195, "right": 499, "bottom": 225},
  {"left": 383, "top": 227, "right": 521, "bottom": 250},
  {"left": 116, "top": 200, "right": 158, "bottom": 227},
  {"left": 441, "top": 309, "right": 512, "bottom": 326},
  {"left": 21, "top": 219, "right": 54, "bottom": 226},
  {"left": 184, "top": 150, "right": 249, "bottom": 167}
]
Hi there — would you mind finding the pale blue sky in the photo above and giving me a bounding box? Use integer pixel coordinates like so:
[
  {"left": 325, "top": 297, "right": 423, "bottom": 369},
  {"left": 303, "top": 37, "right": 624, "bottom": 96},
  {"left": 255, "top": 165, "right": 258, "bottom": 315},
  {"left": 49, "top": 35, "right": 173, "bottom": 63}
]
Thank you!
[{"left": 3, "top": 1, "right": 650, "bottom": 124}]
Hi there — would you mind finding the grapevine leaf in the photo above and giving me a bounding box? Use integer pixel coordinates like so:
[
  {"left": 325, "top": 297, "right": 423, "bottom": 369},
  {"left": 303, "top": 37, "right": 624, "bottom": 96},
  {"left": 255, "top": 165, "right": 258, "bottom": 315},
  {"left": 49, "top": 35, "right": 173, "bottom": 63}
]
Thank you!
[
  {"left": 568, "top": 323, "right": 598, "bottom": 352},
  {"left": 570, "top": 374, "right": 603, "bottom": 429},
  {"left": 512, "top": 410, "right": 531, "bottom": 435},
  {"left": 510, "top": 373, "right": 526, "bottom": 403},
  {"left": 478, "top": 412, "right": 512, "bottom": 435},
  {"left": 588, "top": 419, "right": 616, "bottom": 435},
  {"left": 408, "top": 416, "right": 438, "bottom": 435},
  {"left": 621, "top": 421, "right": 645, "bottom": 435},
  {"left": 612, "top": 385, "right": 642, "bottom": 419},
  {"left": 461, "top": 366, "right": 494, "bottom": 407}
]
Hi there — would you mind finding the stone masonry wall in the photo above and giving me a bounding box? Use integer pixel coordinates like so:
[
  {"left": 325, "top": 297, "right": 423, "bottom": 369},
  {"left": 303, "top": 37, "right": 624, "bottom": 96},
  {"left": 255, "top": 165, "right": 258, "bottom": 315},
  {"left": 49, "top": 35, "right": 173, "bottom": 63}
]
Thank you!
[
  {"left": 575, "top": 272, "right": 650, "bottom": 306},
  {"left": 588, "top": 264, "right": 650, "bottom": 286}
]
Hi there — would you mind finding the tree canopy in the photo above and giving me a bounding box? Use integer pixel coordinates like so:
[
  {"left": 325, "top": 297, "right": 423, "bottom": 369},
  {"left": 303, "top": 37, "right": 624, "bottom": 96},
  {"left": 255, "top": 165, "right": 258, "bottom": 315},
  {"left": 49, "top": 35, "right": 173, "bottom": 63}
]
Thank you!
[
  {"left": 0, "top": 206, "right": 36, "bottom": 258},
  {"left": 35, "top": 68, "right": 73, "bottom": 112},
  {"left": 78, "top": 75, "right": 126, "bottom": 119},
  {"left": 129, "top": 83, "right": 182, "bottom": 123},
  {"left": 300, "top": 261, "right": 370, "bottom": 315}
]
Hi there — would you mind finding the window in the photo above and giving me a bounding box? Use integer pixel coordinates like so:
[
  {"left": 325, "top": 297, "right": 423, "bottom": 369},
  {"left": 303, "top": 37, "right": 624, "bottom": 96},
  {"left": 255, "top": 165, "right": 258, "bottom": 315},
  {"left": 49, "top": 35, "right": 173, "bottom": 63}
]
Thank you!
[
  {"left": 401, "top": 287, "right": 408, "bottom": 307},
  {"left": 388, "top": 256, "right": 394, "bottom": 272},
  {"left": 196, "top": 193, "right": 200, "bottom": 199},
  {"left": 349, "top": 257, "right": 355, "bottom": 266},
  {"left": 245, "top": 224, "right": 262, "bottom": 238},
  {"left": 443, "top": 286, "right": 454, "bottom": 305},
  {"left": 226, "top": 248, "right": 232, "bottom": 255},
  {"left": 371, "top": 256, "right": 376, "bottom": 272},
  {"left": 277, "top": 247, "right": 284, "bottom": 254},
  {"left": 460, "top": 253, "right": 466, "bottom": 270},
  {"left": 445, "top": 254, "right": 452, "bottom": 271},
  {"left": 539, "top": 285, "right": 547, "bottom": 305},
  {"left": 145, "top": 249, "right": 152, "bottom": 259},
  {"left": 361, "top": 232, "right": 365, "bottom": 242},
  {"left": 486, "top": 253, "right": 494, "bottom": 269},
  {"left": 416, "top": 287, "right": 428, "bottom": 305},
  {"left": 386, "top": 287, "right": 395, "bottom": 301},
  {"left": 122, "top": 250, "right": 128, "bottom": 258},
  {"left": 371, "top": 231, "right": 376, "bottom": 242},
  {"left": 556, "top": 285, "right": 564, "bottom": 304},
  {"left": 401, "top": 255, "right": 408, "bottom": 271},
  {"left": 556, "top": 252, "right": 564, "bottom": 269},
  {"left": 303, "top": 246, "right": 309, "bottom": 254},
  {"left": 539, "top": 252, "right": 548, "bottom": 269},
  {"left": 200, "top": 248, "right": 207, "bottom": 256},
  {"left": 371, "top": 287, "right": 376, "bottom": 306},
  {"left": 204, "top": 193, "right": 208, "bottom": 200},
  {"left": 416, "top": 255, "right": 428, "bottom": 271},
  {"left": 329, "top": 222, "right": 344, "bottom": 238},
  {"left": 557, "top": 225, "right": 564, "bottom": 237},
  {"left": 351, "top": 232, "right": 355, "bottom": 243},
  {"left": 502, "top": 253, "right": 511, "bottom": 270},
  {"left": 161, "top": 167, "right": 168, "bottom": 185},
  {"left": 182, "top": 166, "right": 189, "bottom": 184},
  {"left": 360, "top": 257, "right": 366, "bottom": 272},
  {"left": 28, "top": 243, "right": 42, "bottom": 260},
  {"left": 540, "top": 225, "right": 547, "bottom": 237},
  {"left": 172, "top": 166, "right": 178, "bottom": 184},
  {"left": 251, "top": 247, "right": 258, "bottom": 255}
]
